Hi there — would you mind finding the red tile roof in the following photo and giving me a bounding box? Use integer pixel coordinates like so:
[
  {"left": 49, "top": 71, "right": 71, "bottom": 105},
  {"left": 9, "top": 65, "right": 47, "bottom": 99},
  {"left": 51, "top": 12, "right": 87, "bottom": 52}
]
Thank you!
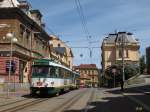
[{"left": 73, "top": 64, "right": 97, "bottom": 68}]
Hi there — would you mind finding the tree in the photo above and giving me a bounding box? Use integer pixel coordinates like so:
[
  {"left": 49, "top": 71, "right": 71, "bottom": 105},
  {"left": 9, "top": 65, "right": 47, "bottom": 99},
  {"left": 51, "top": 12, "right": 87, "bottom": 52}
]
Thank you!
[
  {"left": 124, "top": 64, "right": 139, "bottom": 79},
  {"left": 139, "top": 55, "right": 146, "bottom": 74},
  {"left": 104, "top": 63, "right": 139, "bottom": 87}
]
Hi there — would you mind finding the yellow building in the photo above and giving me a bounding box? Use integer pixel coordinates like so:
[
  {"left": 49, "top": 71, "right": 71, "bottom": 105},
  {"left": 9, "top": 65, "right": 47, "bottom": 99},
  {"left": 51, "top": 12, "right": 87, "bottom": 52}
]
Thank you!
[
  {"left": 101, "top": 32, "right": 140, "bottom": 73},
  {"left": 49, "top": 35, "right": 73, "bottom": 69},
  {"left": 73, "top": 64, "right": 99, "bottom": 87}
]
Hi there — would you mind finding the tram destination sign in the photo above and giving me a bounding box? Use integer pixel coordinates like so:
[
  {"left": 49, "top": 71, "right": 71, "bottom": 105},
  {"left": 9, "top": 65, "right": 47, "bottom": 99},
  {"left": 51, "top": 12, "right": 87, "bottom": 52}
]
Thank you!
[{"left": 33, "top": 61, "right": 49, "bottom": 65}]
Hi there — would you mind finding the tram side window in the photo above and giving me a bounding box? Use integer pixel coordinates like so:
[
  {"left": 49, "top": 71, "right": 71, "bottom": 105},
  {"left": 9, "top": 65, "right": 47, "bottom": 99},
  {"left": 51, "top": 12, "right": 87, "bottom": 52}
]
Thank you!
[
  {"left": 50, "top": 66, "right": 56, "bottom": 78},
  {"left": 64, "top": 70, "right": 71, "bottom": 78},
  {"left": 55, "top": 67, "right": 60, "bottom": 78},
  {"left": 59, "top": 68, "right": 65, "bottom": 78},
  {"left": 68, "top": 71, "right": 71, "bottom": 78},
  {"left": 60, "top": 68, "right": 65, "bottom": 78},
  {"left": 49, "top": 67, "right": 60, "bottom": 78},
  {"left": 63, "top": 69, "right": 67, "bottom": 78}
]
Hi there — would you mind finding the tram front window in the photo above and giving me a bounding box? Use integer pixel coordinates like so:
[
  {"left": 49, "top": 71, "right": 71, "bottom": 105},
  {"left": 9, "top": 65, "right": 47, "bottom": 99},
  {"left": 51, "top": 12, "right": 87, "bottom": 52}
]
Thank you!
[
  {"left": 32, "top": 66, "right": 57, "bottom": 77},
  {"left": 32, "top": 66, "right": 50, "bottom": 77}
]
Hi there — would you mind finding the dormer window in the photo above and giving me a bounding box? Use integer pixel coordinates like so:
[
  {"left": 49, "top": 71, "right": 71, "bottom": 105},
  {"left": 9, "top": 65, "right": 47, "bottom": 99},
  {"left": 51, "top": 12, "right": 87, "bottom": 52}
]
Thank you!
[{"left": 58, "top": 43, "right": 60, "bottom": 47}]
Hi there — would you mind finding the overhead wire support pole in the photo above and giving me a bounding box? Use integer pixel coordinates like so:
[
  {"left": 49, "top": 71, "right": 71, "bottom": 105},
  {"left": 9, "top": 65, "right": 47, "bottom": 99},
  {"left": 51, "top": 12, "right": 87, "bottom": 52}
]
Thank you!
[
  {"left": 8, "top": 35, "right": 13, "bottom": 97},
  {"left": 121, "top": 33, "right": 125, "bottom": 86}
]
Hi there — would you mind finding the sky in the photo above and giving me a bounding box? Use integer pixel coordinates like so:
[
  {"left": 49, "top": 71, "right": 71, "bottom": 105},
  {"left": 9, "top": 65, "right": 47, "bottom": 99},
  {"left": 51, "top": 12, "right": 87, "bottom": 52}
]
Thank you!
[{"left": 28, "top": 0, "right": 150, "bottom": 68}]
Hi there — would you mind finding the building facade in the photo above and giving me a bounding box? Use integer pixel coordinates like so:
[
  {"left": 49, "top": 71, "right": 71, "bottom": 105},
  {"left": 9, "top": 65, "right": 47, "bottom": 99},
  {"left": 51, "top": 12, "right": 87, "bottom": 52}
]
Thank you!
[
  {"left": 73, "top": 64, "right": 99, "bottom": 87},
  {"left": 50, "top": 35, "right": 73, "bottom": 69},
  {"left": 101, "top": 32, "right": 140, "bottom": 76},
  {"left": 0, "top": 0, "right": 50, "bottom": 83}
]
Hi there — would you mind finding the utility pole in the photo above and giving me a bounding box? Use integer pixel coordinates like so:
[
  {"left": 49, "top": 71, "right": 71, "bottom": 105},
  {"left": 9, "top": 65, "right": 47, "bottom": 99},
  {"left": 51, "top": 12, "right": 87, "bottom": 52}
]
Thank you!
[
  {"left": 121, "top": 33, "right": 125, "bottom": 82},
  {"left": 120, "top": 33, "right": 125, "bottom": 91}
]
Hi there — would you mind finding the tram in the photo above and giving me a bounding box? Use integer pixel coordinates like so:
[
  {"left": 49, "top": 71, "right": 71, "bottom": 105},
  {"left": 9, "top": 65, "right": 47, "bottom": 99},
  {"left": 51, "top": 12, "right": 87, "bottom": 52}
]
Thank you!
[{"left": 30, "top": 59, "right": 79, "bottom": 95}]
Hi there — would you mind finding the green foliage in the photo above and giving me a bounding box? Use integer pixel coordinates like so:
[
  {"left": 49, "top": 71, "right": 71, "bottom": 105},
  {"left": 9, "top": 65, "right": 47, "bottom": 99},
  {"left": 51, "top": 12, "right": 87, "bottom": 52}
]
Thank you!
[
  {"left": 104, "top": 63, "right": 139, "bottom": 87},
  {"left": 124, "top": 64, "right": 139, "bottom": 80},
  {"left": 139, "top": 55, "right": 146, "bottom": 74}
]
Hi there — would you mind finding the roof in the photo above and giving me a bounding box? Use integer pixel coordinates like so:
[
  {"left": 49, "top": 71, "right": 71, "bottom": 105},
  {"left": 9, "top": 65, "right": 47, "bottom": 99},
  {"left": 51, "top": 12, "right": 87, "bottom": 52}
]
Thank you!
[
  {"left": 0, "top": 0, "right": 20, "bottom": 8},
  {"left": 30, "top": 9, "right": 42, "bottom": 17},
  {"left": 103, "top": 32, "right": 139, "bottom": 44},
  {"left": 74, "top": 64, "right": 97, "bottom": 69},
  {"left": 52, "top": 47, "right": 66, "bottom": 55},
  {"left": 32, "top": 59, "right": 72, "bottom": 72}
]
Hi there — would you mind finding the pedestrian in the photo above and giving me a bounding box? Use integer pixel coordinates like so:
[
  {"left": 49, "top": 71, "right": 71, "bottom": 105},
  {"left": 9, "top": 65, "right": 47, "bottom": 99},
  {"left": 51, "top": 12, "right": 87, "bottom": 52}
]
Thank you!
[{"left": 120, "top": 78, "right": 124, "bottom": 92}]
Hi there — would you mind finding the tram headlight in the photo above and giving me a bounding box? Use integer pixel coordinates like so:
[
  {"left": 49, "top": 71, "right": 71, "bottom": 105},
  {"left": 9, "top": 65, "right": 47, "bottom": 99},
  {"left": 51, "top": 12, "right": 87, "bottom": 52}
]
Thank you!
[{"left": 44, "top": 83, "right": 48, "bottom": 87}]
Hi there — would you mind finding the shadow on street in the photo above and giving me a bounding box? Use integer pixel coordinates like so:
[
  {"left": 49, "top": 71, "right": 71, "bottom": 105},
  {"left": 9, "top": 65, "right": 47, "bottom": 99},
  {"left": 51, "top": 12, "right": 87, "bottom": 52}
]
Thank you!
[{"left": 64, "top": 85, "right": 150, "bottom": 112}]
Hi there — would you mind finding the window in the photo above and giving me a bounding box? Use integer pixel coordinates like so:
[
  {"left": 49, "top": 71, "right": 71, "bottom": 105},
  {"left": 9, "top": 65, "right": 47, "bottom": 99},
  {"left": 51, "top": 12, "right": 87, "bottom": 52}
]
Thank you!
[
  {"left": 125, "top": 50, "right": 129, "bottom": 58},
  {"left": 26, "top": 30, "right": 30, "bottom": 39},
  {"left": 119, "top": 49, "right": 128, "bottom": 58},
  {"left": 58, "top": 43, "right": 61, "bottom": 47},
  {"left": 5, "top": 60, "right": 16, "bottom": 73},
  {"left": 32, "top": 66, "right": 50, "bottom": 77},
  {"left": 20, "top": 24, "right": 25, "bottom": 36},
  {"left": 88, "top": 70, "right": 90, "bottom": 75},
  {"left": 119, "top": 49, "right": 122, "bottom": 58},
  {"left": 92, "top": 70, "right": 94, "bottom": 75},
  {"left": 26, "top": 30, "right": 30, "bottom": 47}
]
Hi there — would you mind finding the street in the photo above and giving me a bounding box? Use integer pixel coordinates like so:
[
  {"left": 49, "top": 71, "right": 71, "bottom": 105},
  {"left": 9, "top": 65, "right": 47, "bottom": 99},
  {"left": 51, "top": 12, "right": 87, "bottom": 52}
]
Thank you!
[
  {"left": 0, "top": 0, "right": 150, "bottom": 112},
  {"left": 0, "top": 84, "right": 150, "bottom": 112}
]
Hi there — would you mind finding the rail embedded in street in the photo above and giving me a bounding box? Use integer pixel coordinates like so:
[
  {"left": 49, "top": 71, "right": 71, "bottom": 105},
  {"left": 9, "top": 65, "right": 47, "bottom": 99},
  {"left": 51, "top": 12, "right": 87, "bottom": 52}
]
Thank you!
[{"left": 0, "top": 98, "right": 49, "bottom": 112}]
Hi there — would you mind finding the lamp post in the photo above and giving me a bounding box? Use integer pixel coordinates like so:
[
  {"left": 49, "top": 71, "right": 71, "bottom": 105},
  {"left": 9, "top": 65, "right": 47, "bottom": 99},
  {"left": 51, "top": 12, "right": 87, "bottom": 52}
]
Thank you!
[{"left": 6, "top": 32, "right": 18, "bottom": 97}]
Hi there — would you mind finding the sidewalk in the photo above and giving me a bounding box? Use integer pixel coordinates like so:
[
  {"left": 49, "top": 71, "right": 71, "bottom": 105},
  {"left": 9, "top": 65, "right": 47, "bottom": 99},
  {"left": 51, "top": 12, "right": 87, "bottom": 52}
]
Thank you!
[
  {"left": 0, "top": 90, "right": 30, "bottom": 98},
  {"left": 0, "top": 83, "right": 30, "bottom": 98}
]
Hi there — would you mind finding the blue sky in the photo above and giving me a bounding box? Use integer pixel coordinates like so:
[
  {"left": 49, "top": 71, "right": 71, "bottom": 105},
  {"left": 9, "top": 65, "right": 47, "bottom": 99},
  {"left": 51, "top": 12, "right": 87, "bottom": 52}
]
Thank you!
[{"left": 28, "top": 0, "right": 150, "bottom": 68}]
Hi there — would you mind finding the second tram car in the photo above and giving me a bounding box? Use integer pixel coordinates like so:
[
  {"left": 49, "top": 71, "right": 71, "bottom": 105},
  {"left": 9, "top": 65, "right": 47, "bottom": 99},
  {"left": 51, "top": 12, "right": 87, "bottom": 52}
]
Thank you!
[{"left": 30, "top": 59, "right": 79, "bottom": 95}]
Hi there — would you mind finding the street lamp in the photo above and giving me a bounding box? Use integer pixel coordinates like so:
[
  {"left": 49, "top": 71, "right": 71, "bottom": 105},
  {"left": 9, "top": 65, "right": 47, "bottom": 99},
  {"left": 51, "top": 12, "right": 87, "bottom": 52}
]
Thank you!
[{"left": 6, "top": 32, "right": 18, "bottom": 97}]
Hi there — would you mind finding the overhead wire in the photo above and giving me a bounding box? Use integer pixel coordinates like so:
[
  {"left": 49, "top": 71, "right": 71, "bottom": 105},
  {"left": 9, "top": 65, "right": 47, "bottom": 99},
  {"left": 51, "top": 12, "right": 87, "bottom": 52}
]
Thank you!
[
  {"left": 45, "top": 26, "right": 56, "bottom": 35},
  {"left": 74, "top": 0, "right": 90, "bottom": 40},
  {"left": 74, "top": 0, "right": 98, "bottom": 63}
]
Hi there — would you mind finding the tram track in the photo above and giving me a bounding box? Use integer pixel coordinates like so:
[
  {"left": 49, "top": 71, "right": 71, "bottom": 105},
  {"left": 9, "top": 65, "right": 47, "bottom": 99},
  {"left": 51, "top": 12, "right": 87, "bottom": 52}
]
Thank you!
[
  {"left": 84, "top": 88, "right": 96, "bottom": 112},
  {"left": 0, "top": 98, "right": 30, "bottom": 107},
  {"left": 0, "top": 98, "right": 49, "bottom": 112},
  {"left": 50, "top": 89, "right": 89, "bottom": 112}
]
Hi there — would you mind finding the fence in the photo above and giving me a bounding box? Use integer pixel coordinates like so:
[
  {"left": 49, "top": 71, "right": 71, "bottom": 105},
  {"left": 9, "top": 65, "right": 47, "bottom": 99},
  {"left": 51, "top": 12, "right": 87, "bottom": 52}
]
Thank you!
[{"left": 0, "top": 82, "right": 30, "bottom": 92}]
